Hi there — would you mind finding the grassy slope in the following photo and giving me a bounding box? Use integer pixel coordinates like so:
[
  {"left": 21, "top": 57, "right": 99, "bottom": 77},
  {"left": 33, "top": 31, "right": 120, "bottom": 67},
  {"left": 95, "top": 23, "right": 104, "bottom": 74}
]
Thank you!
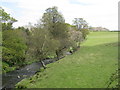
[
  {"left": 0, "top": 31, "right": 2, "bottom": 74},
  {"left": 16, "top": 32, "right": 118, "bottom": 88}
]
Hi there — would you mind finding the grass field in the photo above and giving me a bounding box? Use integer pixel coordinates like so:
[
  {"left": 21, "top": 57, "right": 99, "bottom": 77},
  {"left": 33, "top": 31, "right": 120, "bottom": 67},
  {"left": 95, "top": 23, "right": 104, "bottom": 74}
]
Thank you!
[
  {"left": 16, "top": 32, "right": 118, "bottom": 88},
  {"left": 0, "top": 31, "right": 2, "bottom": 74}
]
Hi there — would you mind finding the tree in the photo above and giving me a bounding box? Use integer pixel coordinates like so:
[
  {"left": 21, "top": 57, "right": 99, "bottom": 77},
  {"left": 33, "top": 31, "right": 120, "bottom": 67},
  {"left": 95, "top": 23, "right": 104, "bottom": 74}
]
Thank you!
[
  {"left": 80, "top": 28, "right": 89, "bottom": 39},
  {"left": 73, "top": 18, "right": 89, "bottom": 39},
  {"left": 28, "top": 28, "right": 59, "bottom": 69},
  {"left": 41, "top": 6, "right": 65, "bottom": 30},
  {"left": 0, "top": 7, "right": 17, "bottom": 30},
  {"left": 65, "top": 24, "right": 83, "bottom": 53},
  {"left": 41, "top": 6, "right": 70, "bottom": 59},
  {"left": 73, "top": 18, "right": 88, "bottom": 30},
  {"left": 69, "top": 29, "right": 83, "bottom": 45},
  {"left": 2, "top": 30, "right": 27, "bottom": 66}
]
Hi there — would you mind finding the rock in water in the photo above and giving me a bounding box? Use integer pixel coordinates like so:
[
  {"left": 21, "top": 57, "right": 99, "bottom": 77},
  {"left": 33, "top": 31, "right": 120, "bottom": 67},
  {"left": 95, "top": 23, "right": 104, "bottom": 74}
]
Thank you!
[{"left": 17, "top": 76, "right": 20, "bottom": 78}]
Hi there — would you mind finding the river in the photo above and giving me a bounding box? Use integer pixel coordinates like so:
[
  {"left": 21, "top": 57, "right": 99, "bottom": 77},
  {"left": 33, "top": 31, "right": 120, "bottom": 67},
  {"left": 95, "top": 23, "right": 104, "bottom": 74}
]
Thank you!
[
  {"left": 1, "top": 58, "right": 57, "bottom": 89},
  {"left": 1, "top": 51, "right": 72, "bottom": 89}
]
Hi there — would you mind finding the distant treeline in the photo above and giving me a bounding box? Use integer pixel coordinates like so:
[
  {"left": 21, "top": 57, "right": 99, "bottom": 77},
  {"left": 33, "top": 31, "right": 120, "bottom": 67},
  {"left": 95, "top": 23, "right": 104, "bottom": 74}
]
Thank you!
[{"left": 109, "top": 30, "right": 120, "bottom": 32}]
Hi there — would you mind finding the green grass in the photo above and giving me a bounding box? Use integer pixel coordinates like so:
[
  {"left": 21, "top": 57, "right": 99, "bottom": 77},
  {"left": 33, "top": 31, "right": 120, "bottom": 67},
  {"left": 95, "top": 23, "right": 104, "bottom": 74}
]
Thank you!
[
  {"left": 2, "top": 61, "right": 16, "bottom": 74},
  {"left": 0, "top": 31, "right": 2, "bottom": 74},
  {"left": 16, "top": 32, "right": 118, "bottom": 88}
]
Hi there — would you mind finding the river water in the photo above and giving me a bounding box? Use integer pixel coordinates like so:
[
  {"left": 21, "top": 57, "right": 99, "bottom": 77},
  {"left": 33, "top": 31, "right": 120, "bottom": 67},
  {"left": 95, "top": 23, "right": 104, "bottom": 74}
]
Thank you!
[
  {"left": 1, "top": 58, "right": 57, "bottom": 89},
  {"left": 1, "top": 51, "right": 72, "bottom": 89}
]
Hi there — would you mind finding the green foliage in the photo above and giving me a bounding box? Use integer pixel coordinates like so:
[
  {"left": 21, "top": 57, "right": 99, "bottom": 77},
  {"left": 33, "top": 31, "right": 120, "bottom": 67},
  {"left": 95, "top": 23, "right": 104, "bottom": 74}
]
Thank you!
[
  {"left": 51, "top": 22, "right": 68, "bottom": 39},
  {"left": 17, "top": 26, "right": 29, "bottom": 34},
  {"left": 2, "top": 23, "right": 13, "bottom": 31},
  {"left": 39, "top": 6, "right": 72, "bottom": 59},
  {"left": 0, "top": 7, "right": 17, "bottom": 23},
  {"left": 40, "top": 67, "right": 45, "bottom": 72},
  {"left": 107, "top": 69, "right": 119, "bottom": 88},
  {"left": 80, "top": 29, "right": 89, "bottom": 39},
  {"left": 28, "top": 28, "right": 59, "bottom": 60},
  {"left": 41, "top": 6, "right": 65, "bottom": 26},
  {"left": 41, "top": 6, "right": 68, "bottom": 39},
  {"left": 2, "top": 61, "right": 16, "bottom": 73},
  {"left": 72, "top": 18, "right": 89, "bottom": 39},
  {"left": 67, "top": 27, "right": 83, "bottom": 52},
  {"left": 0, "top": 7, "right": 17, "bottom": 30},
  {"left": 16, "top": 84, "right": 27, "bottom": 89},
  {"left": 2, "top": 30, "right": 27, "bottom": 66}
]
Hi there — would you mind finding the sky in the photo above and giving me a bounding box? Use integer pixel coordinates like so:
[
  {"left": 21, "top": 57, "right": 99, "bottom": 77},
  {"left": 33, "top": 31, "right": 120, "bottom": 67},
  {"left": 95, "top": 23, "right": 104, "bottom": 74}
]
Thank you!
[{"left": 1, "top": 0, "right": 119, "bottom": 30}]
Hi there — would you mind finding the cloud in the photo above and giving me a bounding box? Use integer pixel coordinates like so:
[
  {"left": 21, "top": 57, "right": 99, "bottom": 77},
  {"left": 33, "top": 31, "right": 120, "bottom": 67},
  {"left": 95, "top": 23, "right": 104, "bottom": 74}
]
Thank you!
[
  {"left": 1, "top": 0, "right": 119, "bottom": 30},
  {"left": 69, "top": 0, "right": 93, "bottom": 6}
]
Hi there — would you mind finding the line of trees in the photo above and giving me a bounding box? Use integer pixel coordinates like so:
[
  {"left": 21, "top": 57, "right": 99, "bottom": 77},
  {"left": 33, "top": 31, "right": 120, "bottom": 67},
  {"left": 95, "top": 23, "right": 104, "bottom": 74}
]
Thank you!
[{"left": 1, "top": 6, "right": 89, "bottom": 71}]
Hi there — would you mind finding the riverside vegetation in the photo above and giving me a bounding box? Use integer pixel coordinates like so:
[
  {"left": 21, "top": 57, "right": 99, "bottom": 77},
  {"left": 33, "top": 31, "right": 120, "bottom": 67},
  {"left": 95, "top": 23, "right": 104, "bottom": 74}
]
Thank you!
[
  {"left": 1, "top": 6, "right": 89, "bottom": 73},
  {"left": 1, "top": 6, "right": 118, "bottom": 88},
  {"left": 16, "top": 31, "right": 118, "bottom": 88}
]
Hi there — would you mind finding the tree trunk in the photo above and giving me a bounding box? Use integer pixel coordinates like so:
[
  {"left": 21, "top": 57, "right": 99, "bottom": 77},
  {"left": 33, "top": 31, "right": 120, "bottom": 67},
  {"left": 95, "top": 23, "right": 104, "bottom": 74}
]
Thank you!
[
  {"left": 56, "top": 47, "right": 66, "bottom": 60},
  {"left": 40, "top": 60, "right": 46, "bottom": 69},
  {"left": 56, "top": 50, "right": 59, "bottom": 60}
]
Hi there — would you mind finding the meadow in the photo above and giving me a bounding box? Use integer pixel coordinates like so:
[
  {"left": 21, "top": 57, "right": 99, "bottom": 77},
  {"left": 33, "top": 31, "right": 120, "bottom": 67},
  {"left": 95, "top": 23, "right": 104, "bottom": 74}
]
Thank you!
[
  {"left": 0, "top": 31, "right": 2, "bottom": 74},
  {"left": 16, "top": 31, "right": 118, "bottom": 88}
]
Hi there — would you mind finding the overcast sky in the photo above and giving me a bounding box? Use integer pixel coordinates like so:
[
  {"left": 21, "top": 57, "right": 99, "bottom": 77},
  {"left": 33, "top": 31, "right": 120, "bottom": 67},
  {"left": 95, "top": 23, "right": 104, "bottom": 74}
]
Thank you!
[{"left": 1, "top": 0, "right": 119, "bottom": 30}]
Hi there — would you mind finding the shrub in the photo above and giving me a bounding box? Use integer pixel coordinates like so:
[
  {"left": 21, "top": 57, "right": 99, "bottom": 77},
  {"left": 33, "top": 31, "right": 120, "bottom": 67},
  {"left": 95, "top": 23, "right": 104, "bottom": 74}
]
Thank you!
[
  {"left": 80, "top": 29, "right": 89, "bottom": 39},
  {"left": 2, "top": 30, "right": 27, "bottom": 66}
]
